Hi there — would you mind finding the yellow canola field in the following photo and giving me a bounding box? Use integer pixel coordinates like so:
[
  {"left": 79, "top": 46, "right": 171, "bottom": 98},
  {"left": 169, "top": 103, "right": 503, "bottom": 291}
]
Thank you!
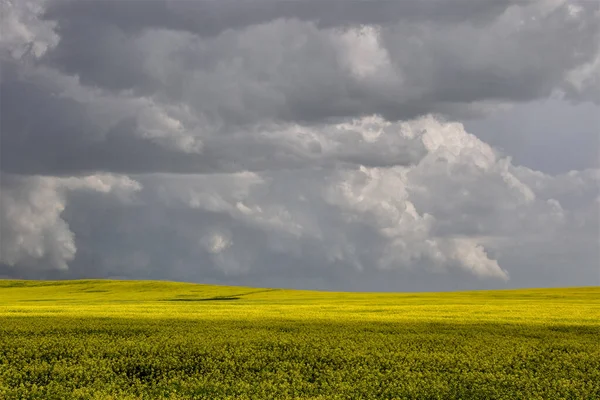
[{"left": 1, "top": 280, "right": 599, "bottom": 399}]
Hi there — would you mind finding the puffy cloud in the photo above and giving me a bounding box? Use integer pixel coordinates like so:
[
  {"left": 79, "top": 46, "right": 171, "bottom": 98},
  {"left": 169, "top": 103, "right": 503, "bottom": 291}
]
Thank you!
[
  {"left": 1, "top": 0, "right": 58, "bottom": 59},
  {"left": 0, "top": 173, "right": 140, "bottom": 271},
  {"left": 39, "top": 0, "right": 597, "bottom": 108},
  {"left": 2, "top": 117, "right": 594, "bottom": 290}
]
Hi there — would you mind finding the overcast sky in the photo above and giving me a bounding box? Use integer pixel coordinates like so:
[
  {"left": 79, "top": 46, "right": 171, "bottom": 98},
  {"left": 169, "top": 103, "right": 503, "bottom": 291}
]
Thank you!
[{"left": 1, "top": 0, "right": 598, "bottom": 291}]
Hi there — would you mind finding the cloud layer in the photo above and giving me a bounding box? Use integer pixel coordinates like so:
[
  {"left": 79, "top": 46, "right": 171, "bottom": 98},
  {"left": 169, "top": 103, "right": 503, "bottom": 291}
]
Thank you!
[{"left": 1, "top": 0, "right": 598, "bottom": 290}]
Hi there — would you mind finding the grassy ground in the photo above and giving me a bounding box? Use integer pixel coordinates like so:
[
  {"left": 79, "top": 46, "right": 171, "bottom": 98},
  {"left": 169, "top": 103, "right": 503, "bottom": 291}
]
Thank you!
[{"left": 1, "top": 280, "right": 599, "bottom": 399}]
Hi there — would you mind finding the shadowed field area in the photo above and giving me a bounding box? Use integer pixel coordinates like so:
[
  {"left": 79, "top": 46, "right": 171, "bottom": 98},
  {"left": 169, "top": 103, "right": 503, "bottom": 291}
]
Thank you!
[{"left": 1, "top": 280, "right": 599, "bottom": 399}]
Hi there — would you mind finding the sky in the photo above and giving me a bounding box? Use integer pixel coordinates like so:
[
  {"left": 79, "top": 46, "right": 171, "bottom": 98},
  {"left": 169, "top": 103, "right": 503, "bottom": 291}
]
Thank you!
[{"left": 0, "top": 0, "right": 598, "bottom": 291}]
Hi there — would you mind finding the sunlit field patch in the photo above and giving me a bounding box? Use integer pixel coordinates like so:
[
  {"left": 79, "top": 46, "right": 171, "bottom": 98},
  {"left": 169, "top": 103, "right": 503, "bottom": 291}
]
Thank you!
[{"left": 1, "top": 280, "right": 599, "bottom": 399}]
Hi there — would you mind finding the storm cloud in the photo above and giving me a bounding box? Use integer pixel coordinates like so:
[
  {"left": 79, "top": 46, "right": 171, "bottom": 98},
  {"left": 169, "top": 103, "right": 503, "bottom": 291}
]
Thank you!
[{"left": 0, "top": 0, "right": 598, "bottom": 290}]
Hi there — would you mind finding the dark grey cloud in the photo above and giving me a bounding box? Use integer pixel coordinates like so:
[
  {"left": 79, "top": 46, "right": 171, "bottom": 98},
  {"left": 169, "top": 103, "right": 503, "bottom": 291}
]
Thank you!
[
  {"left": 0, "top": 61, "right": 211, "bottom": 175},
  {"left": 2, "top": 0, "right": 597, "bottom": 177},
  {"left": 44, "top": 0, "right": 522, "bottom": 38},
  {"left": 35, "top": 0, "right": 599, "bottom": 117},
  {"left": 0, "top": 63, "right": 425, "bottom": 176}
]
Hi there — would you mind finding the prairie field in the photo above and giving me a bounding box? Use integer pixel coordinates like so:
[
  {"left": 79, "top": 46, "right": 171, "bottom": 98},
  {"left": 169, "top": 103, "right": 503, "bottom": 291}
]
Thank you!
[{"left": 0, "top": 280, "right": 599, "bottom": 400}]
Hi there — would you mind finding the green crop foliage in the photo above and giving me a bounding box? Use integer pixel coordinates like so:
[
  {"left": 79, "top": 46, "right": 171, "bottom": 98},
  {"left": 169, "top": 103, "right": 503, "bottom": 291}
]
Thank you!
[{"left": 1, "top": 280, "right": 599, "bottom": 399}]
